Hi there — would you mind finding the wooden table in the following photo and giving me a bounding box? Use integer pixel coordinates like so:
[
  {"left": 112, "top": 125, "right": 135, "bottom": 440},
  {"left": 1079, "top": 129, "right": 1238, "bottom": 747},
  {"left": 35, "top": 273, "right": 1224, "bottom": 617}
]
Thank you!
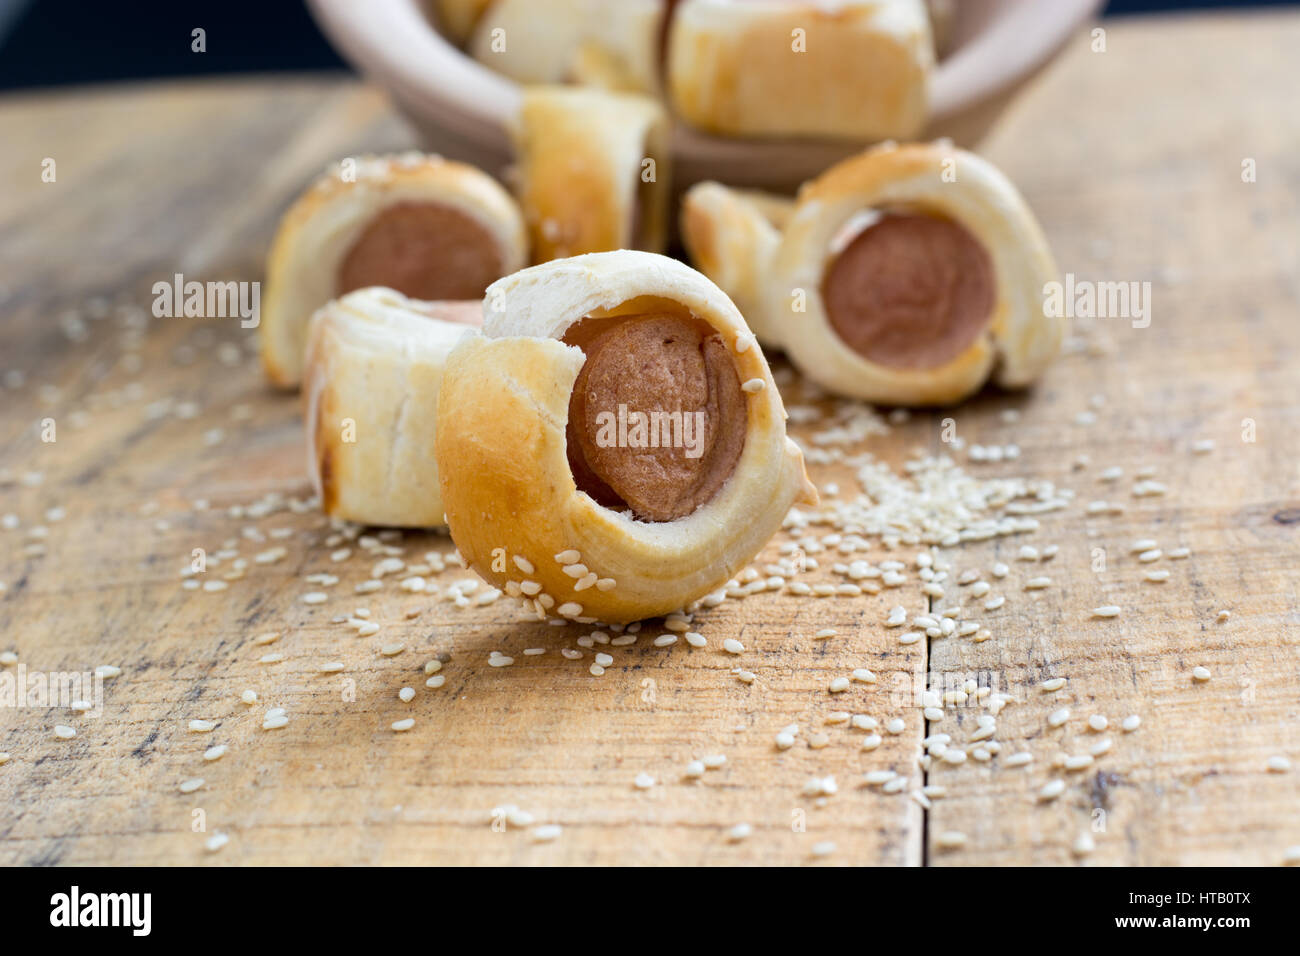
[{"left": 1, "top": 11, "right": 1297, "bottom": 866}]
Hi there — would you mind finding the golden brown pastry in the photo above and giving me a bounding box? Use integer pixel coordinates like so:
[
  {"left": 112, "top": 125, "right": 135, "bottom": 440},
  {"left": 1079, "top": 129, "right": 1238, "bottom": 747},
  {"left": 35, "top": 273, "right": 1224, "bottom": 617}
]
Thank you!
[
  {"left": 303, "top": 287, "right": 481, "bottom": 529},
  {"left": 430, "top": 0, "right": 494, "bottom": 45},
  {"left": 469, "top": 0, "right": 665, "bottom": 94},
  {"left": 767, "top": 141, "right": 1061, "bottom": 406},
  {"left": 680, "top": 182, "right": 793, "bottom": 347},
  {"left": 436, "top": 251, "right": 816, "bottom": 624},
  {"left": 511, "top": 86, "right": 671, "bottom": 262},
  {"left": 667, "top": 0, "right": 932, "bottom": 141},
  {"left": 261, "top": 152, "right": 526, "bottom": 388}
]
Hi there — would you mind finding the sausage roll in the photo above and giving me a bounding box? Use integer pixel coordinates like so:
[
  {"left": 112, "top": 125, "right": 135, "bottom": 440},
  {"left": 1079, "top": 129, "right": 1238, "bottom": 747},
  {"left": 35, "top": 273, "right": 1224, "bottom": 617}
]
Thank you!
[
  {"left": 469, "top": 0, "right": 665, "bottom": 94},
  {"left": 767, "top": 141, "right": 1061, "bottom": 406},
  {"left": 511, "top": 86, "right": 671, "bottom": 262},
  {"left": 680, "top": 181, "right": 793, "bottom": 348},
  {"left": 304, "top": 288, "right": 481, "bottom": 529},
  {"left": 667, "top": 0, "right": 933, "bottom": 141},
  {"left": 436, "top": 251, "right": 816, "bottom": 624},
  {"left": 261, "top": 152, "right": 526, "bottom": 388}
]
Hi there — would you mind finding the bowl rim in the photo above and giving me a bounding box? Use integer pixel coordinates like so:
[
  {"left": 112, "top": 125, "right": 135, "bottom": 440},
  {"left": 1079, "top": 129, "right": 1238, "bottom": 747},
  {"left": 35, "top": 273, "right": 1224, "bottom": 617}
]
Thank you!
[{"left": 307, "top": 0, "right": 1105, "bottom": 163}]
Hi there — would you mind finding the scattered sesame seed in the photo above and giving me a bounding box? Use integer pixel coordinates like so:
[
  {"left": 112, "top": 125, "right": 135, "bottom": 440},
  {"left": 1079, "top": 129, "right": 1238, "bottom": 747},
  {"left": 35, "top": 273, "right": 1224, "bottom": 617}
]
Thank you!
[
  {"left": 205, "top": 832, "right": 229, "bottom": 853},
  {"left": 727, "top": 823, "right": 753, "bottom": 842},
  {"left": 935, "top": 831, "right": 968, "bottom": 850},
  {"left": 1266, "top": 756, "right": 1292, "bottom": 773},
  {"left": 634, "top": 772, "right": 655, "bottom": 790},
  {"left": 53, "top": 725, "right": 76, "bottom": 740},
  {"left": 1192, "top": 666, "right": 1212, "bottom": 682},
  {"left": 1122, "top": 714, "right": 1141, "bottom": 732},
  {"left": 722, "top": 638, "right": 744, "bottom": 654},
  {"left": 179, "top": 777, "right": 204, "bottom": 793},
  {"left": 1091, "top": 605, "right": 1121, "bottom": 618},
  {"left": 531, "top": 824, "right": 562, "bottom": 843},
  {"left": 1039, "top": 779, "right": 1066, "bottom": 801},
  {"left": 391, "top": 718, "right": 415, "bottom": 732}
]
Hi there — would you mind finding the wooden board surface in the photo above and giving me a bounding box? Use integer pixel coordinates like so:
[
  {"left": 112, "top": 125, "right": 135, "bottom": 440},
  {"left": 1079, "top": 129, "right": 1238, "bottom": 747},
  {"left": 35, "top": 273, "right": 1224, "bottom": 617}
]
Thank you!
[{"left": 1, "top": 12, "right": 1298, "bottom": 866}]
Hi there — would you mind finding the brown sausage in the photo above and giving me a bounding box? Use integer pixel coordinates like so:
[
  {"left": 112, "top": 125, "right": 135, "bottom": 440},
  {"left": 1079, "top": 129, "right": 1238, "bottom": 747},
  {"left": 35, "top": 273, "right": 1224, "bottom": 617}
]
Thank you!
[
  {"left": 821, "top": 212, "right": 995, "bottom": 370},
  {"left": 337, "top": 201, "right": 504, "bottom": 302},
  {"left": 563, "top": 314, "right": 746, "bottom": 522}
]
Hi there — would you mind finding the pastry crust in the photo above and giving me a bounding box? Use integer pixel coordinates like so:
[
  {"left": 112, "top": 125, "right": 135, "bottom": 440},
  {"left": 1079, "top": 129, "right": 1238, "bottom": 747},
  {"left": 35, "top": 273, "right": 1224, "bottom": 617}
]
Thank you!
[
  {"left": 768, "top": 141, "right": 1061, "bottom": 406},
  {"left": 667, "top": 0, "right": 932, "bottom": 141},
  {"left": 261, "top": 152, "right": 526, "bottom": 389},
  {"left": 680, "top": 182, "right": 793, "bottom": 348},
  {"left": 511, "top": 86, "right": 671, "bottom": 262},
  {"left": 303, "top": 288, "right": 481, "bottom": 529},
  {"left": 436, "top": 251, "right": 816, "bottom": 624},
  {"left": 469, "top": 0, "right": 665, "bottom": 94}
]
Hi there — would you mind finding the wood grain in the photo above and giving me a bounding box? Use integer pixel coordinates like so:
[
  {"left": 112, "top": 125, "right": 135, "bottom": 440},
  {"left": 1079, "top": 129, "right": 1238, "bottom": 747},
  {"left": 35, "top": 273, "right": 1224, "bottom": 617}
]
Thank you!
[{"left": 0, "top": 12, "right": 1297, "bottom": 865}]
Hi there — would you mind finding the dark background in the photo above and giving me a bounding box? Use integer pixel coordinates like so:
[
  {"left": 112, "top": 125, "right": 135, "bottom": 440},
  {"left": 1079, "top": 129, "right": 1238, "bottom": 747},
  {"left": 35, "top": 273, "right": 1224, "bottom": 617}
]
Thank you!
[{"left": 0, "top": 0, "right": 1290, "bottom": 91}]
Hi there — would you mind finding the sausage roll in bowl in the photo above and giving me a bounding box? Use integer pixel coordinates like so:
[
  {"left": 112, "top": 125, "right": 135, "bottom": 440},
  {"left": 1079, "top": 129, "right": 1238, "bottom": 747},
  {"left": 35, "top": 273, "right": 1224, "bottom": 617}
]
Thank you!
[
  {"left": 768, "top": 141, "right": 1061, "bottom": 406},
  {"left": 667, "top": 0, "right": 932, "bottom": 141},
  {"left": 304, "top": 287, "right": 481, "bottom": 528},
  {"left": 262, "top": 153, "right": 526, "bottom": 388},
  {"left": 469, "top": 0, "right": 665, "bottom": 94},
  {"left": 436, "top": 251, "right": 816, "bottom": 625}
]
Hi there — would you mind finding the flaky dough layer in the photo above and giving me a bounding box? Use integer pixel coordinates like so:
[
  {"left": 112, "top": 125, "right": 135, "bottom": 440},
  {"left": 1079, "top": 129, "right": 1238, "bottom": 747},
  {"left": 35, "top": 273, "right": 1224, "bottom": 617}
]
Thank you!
[
  {"left": 768, "top": 141, "right": 1061, "bottom": 406},
  {"left": 262, "top": 153, "right": 526, "bottom": 389},
  {"left": 511, "top": 86, "right": 671, "bottom": 262},
  {"left": 436, "top": 251, "right": 816, "bottom": 624},
  {"left": 304, "top": 287, "right": 481, "bottom": 528}
]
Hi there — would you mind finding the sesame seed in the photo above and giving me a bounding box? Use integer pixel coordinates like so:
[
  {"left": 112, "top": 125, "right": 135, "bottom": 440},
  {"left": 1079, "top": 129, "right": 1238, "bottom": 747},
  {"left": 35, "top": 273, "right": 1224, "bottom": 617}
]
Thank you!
[
  {"left": 722, "top": 638, "right": 744, "bottom": 654},
  {"left": 935, "top": 831, "right": 968, "bottom": 850},
  {"left": 240, "top": 690, "right": 258, "bottom": 705},
  {"left": 53, "top": 725, "right": 76, "bottom": 739},
  {"left": 188, "top": 719, "right": 216, "bottom": 732},
  {"left": 1122, "top": 714, "right": 1141, "bottom": 732},
  {"left": 684, "top": 631, "right": 706, "bottom": 647},
  {"left": 1064, "top": 754, "right": 1094, "bottom": 771},
  {"left": 205, "top": 832, "right": 229, "bottom": 853},
  {"left": 1192, "top": 666, "right": 1212, "bottom": 682},
  {"left": 1004, "top": 752, "right": 1033, "bottom": 767},
  {"left": 512, "top": 555, "right": 534, "bottom": 574},
  {"left": 1048, "top": 708, "right": 1071, "bottom": 728},
  {"left": 1039, "top": 779, "right": 1066, "bottom": 801},
  {"left": 810, "top": 841, "right": 836, "bottom": 858},
  {"left": 886, "top": 718, "right": 905, "bottom": 735},
  {"left": 728, "top": 823, "right": 753, "bottom": 842},
  {"left": 1041, "top": 678, "right": 1067, "bottom": 692},
  {"left": 203, "top": 744, "right": 227, "bottom": 761},
  {"left": 1266, "top": 756, "right": 1292, "bottom": 773},
  {"left": 852, "top": 668, "right": 877, "bottom": 683},
  {"left": 741, "top": 378, "right": 766, "bottom": 393},
  {"left": 554, "top": 549, "right": 581, "bottom": 564},
  {"left": 1216, "top": 609, "right": 1231, "bottom": 623},
  {"left": 653, "top": 634, "right": 677, "bottom": 647},
  {"left": 1088, "top": 714, "right": 1108, "bottom": 731},
  {"left": 262, "top": 714, "right": 288, "bottom": 730},
  {"left": 1091, "top": 605, "right": 1121, "bottom": 618},
  {"left": 301, "top": 591, "right": 328, "bottom": 604},
  {"left": 1024, "top": 576, "right": 1052, "bottom": 590},
  {"left": 828, "top": 677, "right": 850, "bottom": 693},
  {"left": 1072, "top": 832, "right": 1096, "bottom": 857},
  {"left": 531, "top": 824, "right": 562, "bottom": 843},
  {"left": 179, "top": 777, "right": 205, "bottom": 793},
  {"left": 318, "top": 661, "right": 345, "bottom": 673},
  {"left": 391, "top": 718, "right": 415, "bottom": 732},
  {"left": 633, "top": 772, "right": 656, "bottom": 790}
]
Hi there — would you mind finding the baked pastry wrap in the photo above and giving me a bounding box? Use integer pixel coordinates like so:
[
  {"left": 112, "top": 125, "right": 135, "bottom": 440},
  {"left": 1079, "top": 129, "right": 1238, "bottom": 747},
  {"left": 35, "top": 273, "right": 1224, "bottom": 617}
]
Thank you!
[
  {"left": 767, "top": 141, "right": 1061, "bottom": 406},
  {"left": 511, "top": 86, "right": 671, "bottom": 262},
  {"left": 667, "top": 0, "right": 932, "bottom": 141},
  {"left": 436, "top": 251, "right": 816, "bottom": 624},
  {"left": 469, "top": 0, "right": 665, "bottom": 94},
  {"left": 262, "top": 152, "right": 526, "bottom": 388},
  {"left": 304, "top": 287, "right": 481, "bottom": 528},
  {"left": 680, "top": 181, "right": 793, "bottom": 348}
]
